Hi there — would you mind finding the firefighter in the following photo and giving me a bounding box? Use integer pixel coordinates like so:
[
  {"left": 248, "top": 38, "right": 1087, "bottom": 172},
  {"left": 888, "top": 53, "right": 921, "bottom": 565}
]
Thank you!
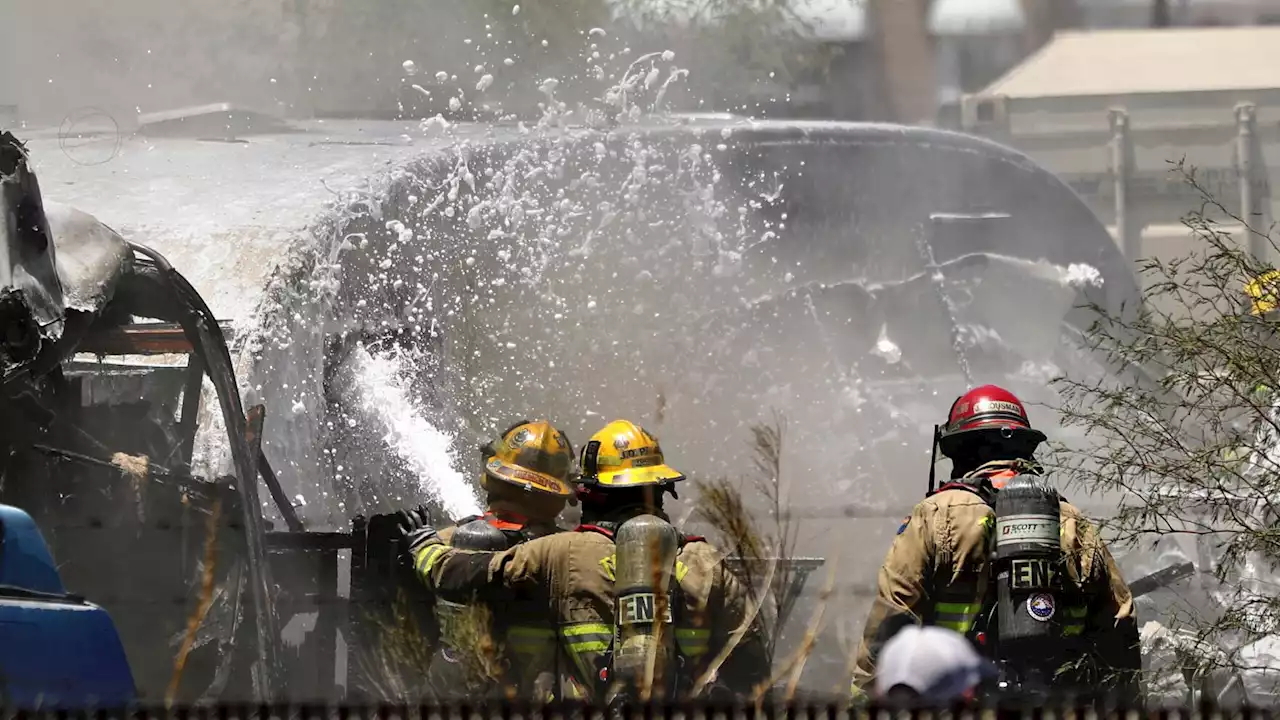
[
  {"left": 1234, "top": 269, "right": 1280, "bottom": 440},
  {"left": 442, "top": 419, "right": 574, "bottom": 547},
  {"left": 399, "top": 418, "right": 770, "bottom": 702},
  {"left": 851, "top": 385, "right": 1142, "bottom": 705},
  {"left": 424, "top": 419, "right": 576, "bottom": 699}
]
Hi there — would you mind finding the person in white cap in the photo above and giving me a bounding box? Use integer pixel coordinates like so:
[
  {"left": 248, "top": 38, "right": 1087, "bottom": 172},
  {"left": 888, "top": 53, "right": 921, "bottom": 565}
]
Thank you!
[{"left": 874, "top": 625, "right": 997, "bottom": 706}]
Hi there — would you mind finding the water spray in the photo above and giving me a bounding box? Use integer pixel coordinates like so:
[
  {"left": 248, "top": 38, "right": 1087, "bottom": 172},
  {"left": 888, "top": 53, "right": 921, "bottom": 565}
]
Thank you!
[{"left": 343, "top": 344, "right": 481, "bottom": 520}]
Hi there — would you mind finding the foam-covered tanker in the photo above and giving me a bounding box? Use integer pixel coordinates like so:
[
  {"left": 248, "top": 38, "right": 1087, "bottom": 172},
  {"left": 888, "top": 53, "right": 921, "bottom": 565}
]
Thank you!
[
  {"left": 307, "top": 120, "right": 1148, "bottom": 523},
  {"left": 11, "top": 115, "right": 1158, "bottom": 703}
]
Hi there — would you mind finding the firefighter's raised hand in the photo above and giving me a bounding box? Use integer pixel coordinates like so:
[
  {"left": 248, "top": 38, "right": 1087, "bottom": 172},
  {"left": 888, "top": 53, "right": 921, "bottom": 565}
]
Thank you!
[{"left": 396, "top": 505, "right": 440, "bottom": 553}]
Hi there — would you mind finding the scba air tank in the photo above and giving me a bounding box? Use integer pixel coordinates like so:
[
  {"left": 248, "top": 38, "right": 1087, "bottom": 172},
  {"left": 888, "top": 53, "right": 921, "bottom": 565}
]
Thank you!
[
  {"left": 435, "top": 517, "right": 510, "bottom": 664},
  {"left": 450, "top": 517, "right": 510, "bottom": 551},
  {"left": 993, "top": 474, "right": 1063, "bottom": 647},
  {"left": 610, "top": 514, "right": 680, "bottom": 702}
]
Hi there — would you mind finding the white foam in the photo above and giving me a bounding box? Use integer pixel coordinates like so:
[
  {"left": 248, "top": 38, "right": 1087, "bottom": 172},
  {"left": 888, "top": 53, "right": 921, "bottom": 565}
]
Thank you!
[{"left": 345, "top": 345, "right": 481, "bottom": 519}]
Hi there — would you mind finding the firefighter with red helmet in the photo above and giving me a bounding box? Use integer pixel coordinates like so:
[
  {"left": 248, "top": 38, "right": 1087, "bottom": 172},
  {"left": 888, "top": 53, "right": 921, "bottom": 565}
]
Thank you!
[{"left": 851, "top": 385, "right": 1143, "bottom": 705}]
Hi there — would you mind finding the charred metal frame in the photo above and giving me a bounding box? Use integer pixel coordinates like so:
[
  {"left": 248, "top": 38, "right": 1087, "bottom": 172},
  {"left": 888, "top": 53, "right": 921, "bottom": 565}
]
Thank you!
[{"left": 38, "top": 240, "right": 312, "bottom": 700}]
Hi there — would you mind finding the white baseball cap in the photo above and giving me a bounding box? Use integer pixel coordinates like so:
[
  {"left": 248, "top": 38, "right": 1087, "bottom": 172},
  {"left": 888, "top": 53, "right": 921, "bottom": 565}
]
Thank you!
[{"left": 875, "top": 625, "right": 997, "bottom": 704}]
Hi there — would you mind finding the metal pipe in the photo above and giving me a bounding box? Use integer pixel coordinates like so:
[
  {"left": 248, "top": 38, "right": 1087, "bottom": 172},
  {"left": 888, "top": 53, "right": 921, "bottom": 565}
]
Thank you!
[
  {"left": 1109, "top": 108, "right": 1138, "bottom": 264},
  {"left": 1237, "top": 103, "right": 1268, "bottom": 263},
  {"left": 128, "top": 240, "right": 282, "bottom": 699}
]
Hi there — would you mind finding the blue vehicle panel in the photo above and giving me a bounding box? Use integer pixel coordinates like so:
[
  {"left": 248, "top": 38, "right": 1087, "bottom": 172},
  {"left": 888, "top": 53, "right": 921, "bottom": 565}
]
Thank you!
[{"left": 0, "top": 505, "right": 136, "bottom": 708}]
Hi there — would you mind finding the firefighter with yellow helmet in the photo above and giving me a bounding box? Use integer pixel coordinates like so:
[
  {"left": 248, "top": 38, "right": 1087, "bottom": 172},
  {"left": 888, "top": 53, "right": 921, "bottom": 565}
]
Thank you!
[
  {"left": 399, "top": 419, "right": 770, "bottom": 702},
  {"left": 414, "top": 419, "right": 576, "bottom": 698},
  {"left": 1218, "top": 270, "right": 1280, "bottom": 473},
  {"left": 1244, "top": 269, "right": 1280, "bottom": 318},
  {"left": 1242, "top": 269, "right": 1280, "bottom": 395}
]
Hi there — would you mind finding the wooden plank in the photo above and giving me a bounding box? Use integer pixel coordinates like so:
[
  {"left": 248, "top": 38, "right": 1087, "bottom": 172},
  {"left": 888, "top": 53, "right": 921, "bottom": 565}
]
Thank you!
[
  {"left": 265, "top": 531, "right": 353, "bottom": 551},
  {"left": 315, "top": 548, "right": 340, "bottom": 701},
  {"left": 79, "top": 324, "right": 193, "bottom": 355},
  {"left": 78, "top": 322, "right": 236, "bottom": 356},
  {"left": 176, "top": 357, "right": 204, "bottom": 468},
  {"left": 258, "top": 445, "right": 304, "bottom": 533},
  {"left": 239, "top": 399, "right": 279, "bottom": 696}
]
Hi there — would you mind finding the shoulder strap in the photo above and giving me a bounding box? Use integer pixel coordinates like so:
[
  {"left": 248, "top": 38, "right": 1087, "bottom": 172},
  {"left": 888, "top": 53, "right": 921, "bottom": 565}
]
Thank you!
[
  {"left": 680, "top": 534, "right": 705, "bottom": 546},
  {"left": 455, "top": 514, "right": 484, "bottom": 526},
  {"left": 575, "top": 523, "right": 615, "bottom": 540}
]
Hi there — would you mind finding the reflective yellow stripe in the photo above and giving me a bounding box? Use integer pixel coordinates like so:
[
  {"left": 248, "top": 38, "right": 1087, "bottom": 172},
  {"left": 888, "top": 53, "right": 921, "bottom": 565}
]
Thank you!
[
  {"left": 676, "top": 628, "right": 710, "bottom": 659},
  {"left": 569, "top": 640, "right": 609, "bottom": 652},
  {"left": 561, "top": 622, "right": 612, "bottom": 681},
  {"left": 562, "top": 623, "right": 611, "bottom": 652},
  {"left": 1063, "top": 606, "right": 1087, "bottom": 636},
  {"left": 414, "top": 543, "right": 448, "bottom": 576},
  {"left": 562, "top": 623, "right": 611, "bottom": 635},
  {"left": 934, "top": 601, "right": 981, "bottom": 633},
  {"left": 935, "top": 602, "right": 980, "bottom": 614}
]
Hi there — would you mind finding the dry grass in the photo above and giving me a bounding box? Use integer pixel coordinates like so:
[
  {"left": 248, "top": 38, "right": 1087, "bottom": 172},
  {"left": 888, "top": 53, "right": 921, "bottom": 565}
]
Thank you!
[
  {"left": 689, "top": 410, "right": 841, "bottom": 700},
  {"left": 643, "top": 529, "right": 673, "bottom": 702},
  {"left": 354, "top": 588, "right": 508, "bottom": 701},
  {"left": 113, "top": 451, "right": 150, "bottom": 524},
  {"left": 443, "top": 600, "right": 507, "bottom": 693},
  {"left": 693, "top": 410, "right": 800, "bottom": 661},
  {"left": 353, "top": 587, "right": 435, "bottom": 698},
  {"left": 752, "top": 553, "right": 838, "bottom": 706},
  {"left": 165, "top": 497, "right": 222, "bottom": 706},
  {"left": 690, "top": 554, "right": 779, "bottom": 698}
]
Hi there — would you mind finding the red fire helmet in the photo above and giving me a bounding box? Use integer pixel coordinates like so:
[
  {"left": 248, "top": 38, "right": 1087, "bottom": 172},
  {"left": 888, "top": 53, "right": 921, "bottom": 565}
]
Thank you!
[{"left": 937, "top": 384, "right": 1047, "bottom": 459}]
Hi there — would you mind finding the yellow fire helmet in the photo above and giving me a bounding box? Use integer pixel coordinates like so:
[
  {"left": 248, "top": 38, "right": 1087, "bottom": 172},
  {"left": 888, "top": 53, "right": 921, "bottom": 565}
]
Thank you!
[
  {"left": 482, "top": 420, "right": 575, "bottom": 497},
  {"left": 579, "top": 419, "right": 686, "bottom": 488},
  {"left": 1245, "top": 270, "right": 1280, "bottom": 317}
]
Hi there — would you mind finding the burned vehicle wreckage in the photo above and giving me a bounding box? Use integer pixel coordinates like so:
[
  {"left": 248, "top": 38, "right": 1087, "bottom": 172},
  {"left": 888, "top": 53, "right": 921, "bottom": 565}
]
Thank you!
[{"left": 0, "top": 108, "right": 1192, "bottom": 705}]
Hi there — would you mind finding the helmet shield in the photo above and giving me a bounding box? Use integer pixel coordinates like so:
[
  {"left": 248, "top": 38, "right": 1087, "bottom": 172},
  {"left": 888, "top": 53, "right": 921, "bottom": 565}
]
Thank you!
[
  {"left": 580, "top": 419, "right": 686, "bottom": 488},
  {"left": 939, "top": 384, "right": 1047, "bottom": 459},
  {"left": 483, "top": 420, "right": 575, "bottom": 497}
]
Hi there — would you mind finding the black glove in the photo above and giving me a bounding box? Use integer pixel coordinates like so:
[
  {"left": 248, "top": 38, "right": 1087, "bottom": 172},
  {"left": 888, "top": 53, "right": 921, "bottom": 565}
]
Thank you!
[{"left": 396, "top": 505, "right": 441, "bottom": 554}]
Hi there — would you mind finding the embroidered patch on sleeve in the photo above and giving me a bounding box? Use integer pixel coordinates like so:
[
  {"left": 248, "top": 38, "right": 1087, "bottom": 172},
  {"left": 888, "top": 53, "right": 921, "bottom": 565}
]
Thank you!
[{"left": 896, "top": 516, "right": 910, "bottom": 535}]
